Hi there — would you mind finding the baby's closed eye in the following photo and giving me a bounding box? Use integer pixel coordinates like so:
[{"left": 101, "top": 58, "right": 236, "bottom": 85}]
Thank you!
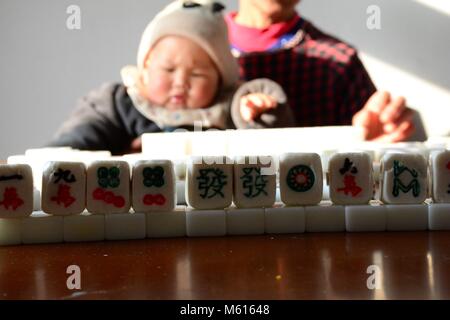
[
  {"left": 191, "top": 71, "right": 207, "bottom": 77},
  {"left": 162, "top": 66, "right": 175, "bottom": 73}
]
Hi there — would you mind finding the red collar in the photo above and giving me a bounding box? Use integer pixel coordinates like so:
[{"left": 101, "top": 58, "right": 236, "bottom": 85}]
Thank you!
[{"left": 225, "top": 12, "right": 301, "bottom": 52}]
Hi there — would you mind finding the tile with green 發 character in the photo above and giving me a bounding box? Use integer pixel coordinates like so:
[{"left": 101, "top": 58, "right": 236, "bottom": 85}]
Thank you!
[
  {"left": 233, "top": 155, "right": 276, "bottom": 208},
  {"left": 186, "top": 156, "right": 233, "bottom": 210}
]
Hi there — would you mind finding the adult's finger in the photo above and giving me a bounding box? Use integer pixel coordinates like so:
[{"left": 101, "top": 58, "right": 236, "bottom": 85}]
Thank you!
[
  {"left": 377, "top": 120, "right": 415, "bottom": 143},
  {"left": 362, "top": 90, "right": 391, "bottom": 114},
  {"left": 352, "top": 107, "right": 385, "bottom": 140},
  {"left": 380, "top": 96, "right": 407, "bottom": 124},
  {"left": 382, "top": 108, "right": 414, "bottom": 133},
  {"left": 352, "top": 108, "right": 371, "bottom": 139}
]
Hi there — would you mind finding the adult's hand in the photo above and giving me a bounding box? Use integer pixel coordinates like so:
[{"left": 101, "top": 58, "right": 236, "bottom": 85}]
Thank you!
[{"left": 352, "top": 91, "right": 415, "bottom": 143}]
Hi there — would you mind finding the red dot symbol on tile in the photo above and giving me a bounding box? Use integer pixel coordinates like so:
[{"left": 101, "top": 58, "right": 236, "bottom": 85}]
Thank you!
[{"left": 446, "top": 161, "right": 450, "bottom": 170}]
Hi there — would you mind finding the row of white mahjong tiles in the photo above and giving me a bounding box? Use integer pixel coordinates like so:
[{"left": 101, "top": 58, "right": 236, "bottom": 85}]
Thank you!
[{"left": 1, "top": 127, "right": 450, "bottom": 246}]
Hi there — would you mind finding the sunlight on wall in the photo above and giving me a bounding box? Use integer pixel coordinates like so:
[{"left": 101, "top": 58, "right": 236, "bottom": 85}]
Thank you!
[
  {"left": 360, "top": 52, "right": 450, "bottom": 138},
  {"left": 413, "top": 0, "right": 450, "bottom": 16}
]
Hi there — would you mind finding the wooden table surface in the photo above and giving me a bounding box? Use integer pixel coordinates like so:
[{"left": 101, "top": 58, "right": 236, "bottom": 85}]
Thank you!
[{"left": 1, "top": 231, "right": 450, "bottom": 300}]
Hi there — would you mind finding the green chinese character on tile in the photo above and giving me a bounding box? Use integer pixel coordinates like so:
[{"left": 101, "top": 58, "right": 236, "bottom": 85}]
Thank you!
[
  {"left": 197, "top": 168, "right": 227, "bottom": 199},
  {"left": 240, "top": 167, "right": 268, "bottom": 198}
]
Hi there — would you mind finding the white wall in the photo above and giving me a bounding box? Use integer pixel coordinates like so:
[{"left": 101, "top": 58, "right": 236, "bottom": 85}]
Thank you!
[
  {"left": 1, "top": 0, "right": 449, "bottom": 159},
  {"left": 299, "top": 0, "right": 450, "bottom": 137}
]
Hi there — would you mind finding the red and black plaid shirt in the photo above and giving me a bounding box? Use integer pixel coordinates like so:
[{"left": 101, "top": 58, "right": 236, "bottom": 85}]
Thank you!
[{"left": 226, "top": 14, "right": 377, "bottom": 127}]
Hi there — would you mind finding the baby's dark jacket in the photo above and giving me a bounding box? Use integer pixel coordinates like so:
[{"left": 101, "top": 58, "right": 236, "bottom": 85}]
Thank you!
[{"left": 48, "top": 78, "right": 295, "bottom": 154}]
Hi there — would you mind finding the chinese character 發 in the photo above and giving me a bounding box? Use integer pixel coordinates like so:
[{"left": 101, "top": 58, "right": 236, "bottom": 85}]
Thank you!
[
  {"left": 197, "top": 168, "right": 227, "bottom": 199},
  {"left": 240, "top": 167, "right": 268, "bottom": 198}
]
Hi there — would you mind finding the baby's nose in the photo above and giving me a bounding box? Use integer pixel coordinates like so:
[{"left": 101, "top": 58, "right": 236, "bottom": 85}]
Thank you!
[{"left": 173, "top": 71, "right": 189, "bottom": 89}]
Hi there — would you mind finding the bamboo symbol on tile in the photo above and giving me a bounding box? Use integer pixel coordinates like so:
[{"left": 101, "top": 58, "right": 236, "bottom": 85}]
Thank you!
[{"left": 392, "top": 160, "right": 420, "bottom": 197}]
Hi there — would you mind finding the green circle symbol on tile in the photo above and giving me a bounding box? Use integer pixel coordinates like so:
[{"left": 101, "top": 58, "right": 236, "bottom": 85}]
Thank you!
[{"left": 286, "top": 165, "right": 315, "bottom": 192}]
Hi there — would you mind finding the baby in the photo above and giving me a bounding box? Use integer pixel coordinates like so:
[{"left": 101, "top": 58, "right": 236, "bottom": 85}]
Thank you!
[{"left": 49, "top": 0, "right": 294, "bottom": 154}]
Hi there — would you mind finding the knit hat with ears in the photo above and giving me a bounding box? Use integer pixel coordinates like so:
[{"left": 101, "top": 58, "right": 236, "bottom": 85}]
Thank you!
[{"left": 136, "top": 0, "right": 239, "bottom": 90}]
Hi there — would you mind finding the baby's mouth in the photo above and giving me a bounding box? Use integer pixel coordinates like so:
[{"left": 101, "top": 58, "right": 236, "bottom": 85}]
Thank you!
[{"left": 170, "top": 94, "right": 187, "bottom": 106}]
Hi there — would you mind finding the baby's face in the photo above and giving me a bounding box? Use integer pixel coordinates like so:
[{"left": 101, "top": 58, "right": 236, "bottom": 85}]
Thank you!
[{"left": 141, "top": 36, "right": 220, "bottom": 110}]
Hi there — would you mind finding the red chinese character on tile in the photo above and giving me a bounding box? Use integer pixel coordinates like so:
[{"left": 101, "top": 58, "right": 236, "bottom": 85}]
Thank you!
[
  {"left": 0, "top": 187, "right": 24, "bottom": 210},
  {"left": 337, "top": 175, "right": 362, "bottom": 197},
  {"left": 51, "top": 184, "right": 76, "bottom": 208}
]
